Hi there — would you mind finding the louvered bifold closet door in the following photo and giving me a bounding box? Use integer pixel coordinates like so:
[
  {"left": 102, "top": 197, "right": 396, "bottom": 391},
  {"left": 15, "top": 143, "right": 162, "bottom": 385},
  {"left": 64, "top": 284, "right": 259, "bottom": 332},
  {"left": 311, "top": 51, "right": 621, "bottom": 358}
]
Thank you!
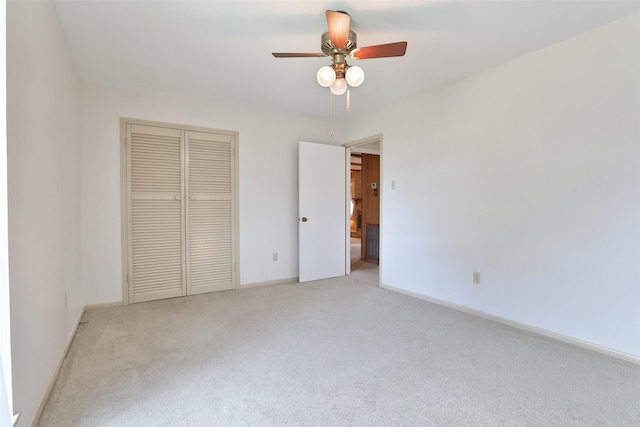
[
  {"left": 186, "top": 131, "right": 235, "bottom": 295},
  {"left": 128, "top": 124, "right": 186, "bottom": 303}
]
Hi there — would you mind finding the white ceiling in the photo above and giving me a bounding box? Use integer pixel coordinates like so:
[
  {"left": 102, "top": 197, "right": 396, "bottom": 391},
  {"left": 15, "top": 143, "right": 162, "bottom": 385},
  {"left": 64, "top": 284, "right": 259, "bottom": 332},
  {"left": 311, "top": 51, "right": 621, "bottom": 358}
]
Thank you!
[{"left": 53, "top": 1, "right": 640, "bottom": 122}]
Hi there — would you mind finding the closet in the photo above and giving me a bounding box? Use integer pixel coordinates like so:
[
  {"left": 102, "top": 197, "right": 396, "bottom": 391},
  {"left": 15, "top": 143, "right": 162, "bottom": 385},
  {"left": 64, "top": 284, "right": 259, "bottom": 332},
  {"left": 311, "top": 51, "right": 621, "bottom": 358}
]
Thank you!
[{"left": 122, "top": 119, "right": 238, "bottom": 304}]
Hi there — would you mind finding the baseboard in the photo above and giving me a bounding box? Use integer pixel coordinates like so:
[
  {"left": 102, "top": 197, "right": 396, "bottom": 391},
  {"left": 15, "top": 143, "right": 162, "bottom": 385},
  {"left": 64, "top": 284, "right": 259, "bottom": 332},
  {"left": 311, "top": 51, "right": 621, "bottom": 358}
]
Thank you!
[
  {"left": 30, "top": 307, "right": 85, "bottom": 427},
  {"left": 84, "top": 301, "right": 122, "bottom": 311},
  {"left": 239, "top": 277, "right": 299, "bottom": 289},
  {"left": 381, "top": 284, "right": 640, "bottom": 365}
]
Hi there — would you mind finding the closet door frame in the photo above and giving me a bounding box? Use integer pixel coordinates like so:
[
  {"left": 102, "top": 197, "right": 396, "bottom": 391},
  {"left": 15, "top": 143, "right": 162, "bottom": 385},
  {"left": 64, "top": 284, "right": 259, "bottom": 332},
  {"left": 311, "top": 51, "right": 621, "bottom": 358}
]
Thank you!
[{"left": 120, "top": 118, "right": 239, "bottom": 305}]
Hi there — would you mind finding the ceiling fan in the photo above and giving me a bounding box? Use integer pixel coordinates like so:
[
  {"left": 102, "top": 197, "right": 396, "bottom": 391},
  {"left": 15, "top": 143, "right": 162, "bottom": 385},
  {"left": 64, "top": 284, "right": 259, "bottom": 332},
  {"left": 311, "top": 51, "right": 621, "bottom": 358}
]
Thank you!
[{"left": 272, "top": 10, "right": 408, "bottom": 97}]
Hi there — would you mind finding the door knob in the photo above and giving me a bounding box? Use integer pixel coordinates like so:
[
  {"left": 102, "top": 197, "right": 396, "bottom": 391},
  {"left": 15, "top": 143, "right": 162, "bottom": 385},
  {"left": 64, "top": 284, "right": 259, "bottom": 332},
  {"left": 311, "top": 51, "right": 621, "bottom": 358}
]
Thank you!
[{"left": 301, "top": 217, "right": 308, "bottom": 222}]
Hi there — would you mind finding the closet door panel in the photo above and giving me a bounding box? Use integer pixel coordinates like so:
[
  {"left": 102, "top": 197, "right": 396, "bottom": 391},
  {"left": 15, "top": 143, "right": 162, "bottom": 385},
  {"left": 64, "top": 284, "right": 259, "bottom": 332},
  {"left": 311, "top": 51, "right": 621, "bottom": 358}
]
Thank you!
[
  {"left": 128, "top": 124, "right": 186, "bottom": 303},
  {"left": 186, "top": 131, "right": 235, "bottom": 295}
]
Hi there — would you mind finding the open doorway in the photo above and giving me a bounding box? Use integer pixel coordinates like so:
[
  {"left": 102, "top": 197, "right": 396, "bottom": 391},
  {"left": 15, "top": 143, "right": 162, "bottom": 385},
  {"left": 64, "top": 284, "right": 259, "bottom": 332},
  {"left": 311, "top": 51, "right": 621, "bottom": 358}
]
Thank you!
[{"left": 344, "top": 136, "right": 381, "bottom": 286}]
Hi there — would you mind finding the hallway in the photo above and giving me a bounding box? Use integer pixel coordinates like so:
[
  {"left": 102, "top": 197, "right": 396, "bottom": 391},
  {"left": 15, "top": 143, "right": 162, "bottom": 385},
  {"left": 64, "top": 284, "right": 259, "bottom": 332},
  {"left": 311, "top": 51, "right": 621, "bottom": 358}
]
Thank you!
[{"left": 350, "top": 237, "right": 379, "bottom": 286}]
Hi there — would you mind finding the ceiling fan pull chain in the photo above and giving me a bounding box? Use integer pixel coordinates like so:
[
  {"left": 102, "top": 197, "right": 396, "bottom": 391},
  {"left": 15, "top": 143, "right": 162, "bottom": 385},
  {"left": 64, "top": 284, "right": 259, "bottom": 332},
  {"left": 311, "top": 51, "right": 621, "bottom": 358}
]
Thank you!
[
  {"left": 330, "top": 91, "right": 334, "bottom": 138},
  {"left": 347, "top": 89, "right": 351, "bottom": 112}
]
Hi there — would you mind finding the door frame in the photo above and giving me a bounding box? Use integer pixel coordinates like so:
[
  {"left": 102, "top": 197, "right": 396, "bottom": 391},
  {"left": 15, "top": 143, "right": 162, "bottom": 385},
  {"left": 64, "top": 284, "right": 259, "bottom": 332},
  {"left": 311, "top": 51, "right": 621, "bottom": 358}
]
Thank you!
[{"left": 342, "top": 134, "right": 382, "bottom": 284}]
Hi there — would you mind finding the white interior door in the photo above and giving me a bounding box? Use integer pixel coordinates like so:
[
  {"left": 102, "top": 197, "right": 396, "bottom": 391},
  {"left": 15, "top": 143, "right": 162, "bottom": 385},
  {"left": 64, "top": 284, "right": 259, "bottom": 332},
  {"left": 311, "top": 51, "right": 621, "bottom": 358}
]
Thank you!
[{"left": 298, "top": 141, "right": 346, "bottom": 282}]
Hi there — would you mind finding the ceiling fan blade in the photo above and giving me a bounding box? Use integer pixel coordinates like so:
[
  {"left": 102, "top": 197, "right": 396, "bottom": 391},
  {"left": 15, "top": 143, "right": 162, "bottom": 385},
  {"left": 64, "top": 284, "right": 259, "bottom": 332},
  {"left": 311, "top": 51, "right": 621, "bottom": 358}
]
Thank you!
[
  {"left": 350, "top": 41, "right": 408, "bottom": 59},
  {"left": 272, "top": 52, "right": 326, "bottom": 58},
  {"left": 326, "top": 10, "right": 350, "bottom": 49}
]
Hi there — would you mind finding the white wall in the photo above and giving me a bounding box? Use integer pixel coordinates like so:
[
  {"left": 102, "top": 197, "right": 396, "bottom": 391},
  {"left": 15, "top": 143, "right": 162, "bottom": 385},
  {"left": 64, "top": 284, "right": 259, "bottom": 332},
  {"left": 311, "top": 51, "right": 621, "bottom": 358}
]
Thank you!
[
  {"left": 0, "top": 2, "right": 13, "bottom": 424},
  {"left": 346, "top": 15, "right": 640, "bottom": 357},
  {"left": 6, "top": 1, "right": 84, "bottom": 425},
  {"left": 81, "top": 82, "right": 345, "bottom": 304}
]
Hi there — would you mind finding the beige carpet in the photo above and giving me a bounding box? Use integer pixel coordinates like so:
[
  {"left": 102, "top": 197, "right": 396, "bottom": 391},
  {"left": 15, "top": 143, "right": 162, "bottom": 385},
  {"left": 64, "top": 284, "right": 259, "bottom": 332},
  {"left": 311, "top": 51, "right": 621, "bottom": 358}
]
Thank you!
[{"left": 38, "top": 275, "right": 640, "bottom": 426}]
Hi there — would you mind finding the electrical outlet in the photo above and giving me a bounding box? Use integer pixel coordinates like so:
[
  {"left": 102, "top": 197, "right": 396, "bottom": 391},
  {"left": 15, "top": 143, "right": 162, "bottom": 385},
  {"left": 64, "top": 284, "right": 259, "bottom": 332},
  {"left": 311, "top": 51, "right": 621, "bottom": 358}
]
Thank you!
[
  {"left": 64, "top": 292, "right": 68, "bottom": 307},
  {"left": 473, "top": 271, "right": 481, "bottom": 284},
  {"left": 273, "top": 252, "right": 278, "bottom": 262}
]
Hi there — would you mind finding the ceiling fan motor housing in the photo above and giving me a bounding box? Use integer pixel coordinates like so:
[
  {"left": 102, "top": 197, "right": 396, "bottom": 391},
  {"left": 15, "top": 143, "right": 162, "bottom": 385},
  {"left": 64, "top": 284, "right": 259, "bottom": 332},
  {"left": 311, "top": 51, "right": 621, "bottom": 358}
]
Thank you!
[
  {"left": 321, "top": 30, "right": 358, "bottom": 56},
  {"left": 321, "top": 30, "right": 357, "bottom": 78}
]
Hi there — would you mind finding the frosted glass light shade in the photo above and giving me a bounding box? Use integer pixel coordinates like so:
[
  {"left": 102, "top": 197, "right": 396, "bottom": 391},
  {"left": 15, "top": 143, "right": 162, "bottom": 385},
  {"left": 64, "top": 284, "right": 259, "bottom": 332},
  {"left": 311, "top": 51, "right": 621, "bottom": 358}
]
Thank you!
[
  {"left": 345, "top": 66, "right": 365, "bottom": 87},
  {"left": 316, "top": 66, "right": 336, "bottom": 87},
  {"left": 330, "top": 78, "right": 347, "bottom": 95}
]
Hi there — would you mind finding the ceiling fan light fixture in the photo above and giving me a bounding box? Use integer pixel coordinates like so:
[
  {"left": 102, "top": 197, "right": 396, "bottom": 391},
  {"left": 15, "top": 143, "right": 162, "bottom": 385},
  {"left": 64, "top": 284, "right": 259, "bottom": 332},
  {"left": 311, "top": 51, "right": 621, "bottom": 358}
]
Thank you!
[
  {"left": 317, "top": 65, "right": 336, "bottom": 87},
  {"left": 330, "top": 78, "right": 347, "bottom": 95},
  {"left": 345, "top": 66, "right": 365, "bottom": 87}
]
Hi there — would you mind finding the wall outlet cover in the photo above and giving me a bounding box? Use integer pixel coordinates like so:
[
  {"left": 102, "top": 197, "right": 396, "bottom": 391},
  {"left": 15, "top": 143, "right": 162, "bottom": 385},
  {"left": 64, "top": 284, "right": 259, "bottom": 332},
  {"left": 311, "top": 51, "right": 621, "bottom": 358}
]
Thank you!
[{"left": 473, "top": 271, "right": 481, "bottom": 284}]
